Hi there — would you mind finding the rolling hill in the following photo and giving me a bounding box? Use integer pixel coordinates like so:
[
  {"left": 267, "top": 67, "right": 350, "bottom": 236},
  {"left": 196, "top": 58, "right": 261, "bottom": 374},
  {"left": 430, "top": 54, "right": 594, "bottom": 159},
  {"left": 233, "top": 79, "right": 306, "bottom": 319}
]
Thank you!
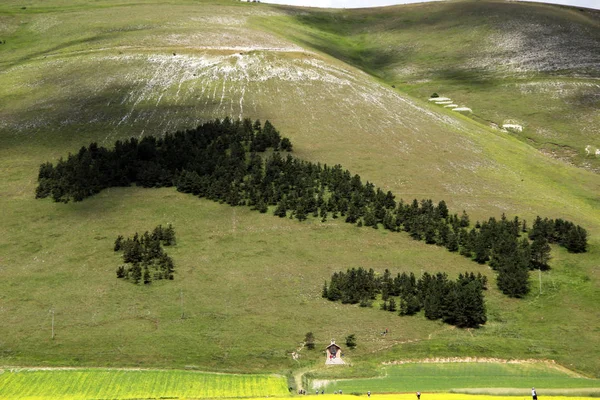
[{"left": 0, "top": 0, "right": 598, "bottom": 379}]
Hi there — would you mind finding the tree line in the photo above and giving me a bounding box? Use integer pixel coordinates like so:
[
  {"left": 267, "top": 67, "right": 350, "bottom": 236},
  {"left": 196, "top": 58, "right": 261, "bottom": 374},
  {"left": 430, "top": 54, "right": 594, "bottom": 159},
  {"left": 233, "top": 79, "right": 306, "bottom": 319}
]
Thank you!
[
  {"left": 322, "top": 267, "right": 487, "bottom": 328},
  {"left": 114, "top": 224, "right": 176, "bottom": 284},
  {"left": 35, "top": 118, "right": 588, "bottom": 298}
]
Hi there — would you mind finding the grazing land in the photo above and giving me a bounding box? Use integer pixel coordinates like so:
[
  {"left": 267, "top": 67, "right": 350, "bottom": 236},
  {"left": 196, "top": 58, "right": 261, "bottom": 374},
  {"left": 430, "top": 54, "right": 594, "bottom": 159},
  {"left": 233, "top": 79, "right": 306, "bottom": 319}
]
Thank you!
[
  {"left": 310, "top": 362, "right": 600, "bottom": 394},
  {"left": 0, "top": 0, "right": 599, "bottom": 385},
  {"left": 262, "top": 1, "right": 600, "bottom": 171}
]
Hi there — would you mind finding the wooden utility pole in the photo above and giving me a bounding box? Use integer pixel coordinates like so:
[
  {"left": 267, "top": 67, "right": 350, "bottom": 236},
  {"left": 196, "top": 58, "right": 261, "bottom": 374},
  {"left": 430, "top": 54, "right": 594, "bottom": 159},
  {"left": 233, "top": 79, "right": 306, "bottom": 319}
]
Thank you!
[
  {"left": 180, "top": 289, "right": 185, "bottom": 319},
  {"left": 50, "top": 309, "right": 55, "bottom": 339},
  {"left": 538, "top": 268, "right": 542, "bottom": 295}
]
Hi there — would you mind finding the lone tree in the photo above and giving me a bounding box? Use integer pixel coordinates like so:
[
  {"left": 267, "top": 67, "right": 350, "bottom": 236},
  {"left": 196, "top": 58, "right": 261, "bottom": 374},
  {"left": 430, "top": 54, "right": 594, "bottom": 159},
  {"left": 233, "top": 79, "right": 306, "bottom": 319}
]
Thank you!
[
  {"left": 304, "top": 332, "right": 315, "bottom": 350},
  {"left": 345, "top": 334, "right": 357, "bottom": 349}
]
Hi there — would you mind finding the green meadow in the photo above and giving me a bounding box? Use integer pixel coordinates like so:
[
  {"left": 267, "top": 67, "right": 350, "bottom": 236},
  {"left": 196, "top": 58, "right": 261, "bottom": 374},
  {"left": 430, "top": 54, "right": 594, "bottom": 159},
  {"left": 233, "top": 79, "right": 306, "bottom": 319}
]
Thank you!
[
  {"left": 0, "top": 0, "right": 598, "bottom": 386},
  {"left": 314, "top": 363, "right": 600, "bottom": 394},
  {"left": 260, "top": 1, "right": 600, "bottom": 171}
]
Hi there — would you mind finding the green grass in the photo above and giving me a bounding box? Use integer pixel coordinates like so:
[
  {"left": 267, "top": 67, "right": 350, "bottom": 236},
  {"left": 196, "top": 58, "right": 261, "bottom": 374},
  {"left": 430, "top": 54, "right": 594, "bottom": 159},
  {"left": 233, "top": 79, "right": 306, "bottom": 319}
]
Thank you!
[
  {"left": 0, "top": 368, "right": 289, "bottom": 399},
  {"left": 316, "top": 363, "right": 600, "bottom": 393},
  {"left": 0, "top": 0, "right": 598, "bottom": 380},
  {"left": 259, "top": 0, "right": 600, "bottom": 171}
]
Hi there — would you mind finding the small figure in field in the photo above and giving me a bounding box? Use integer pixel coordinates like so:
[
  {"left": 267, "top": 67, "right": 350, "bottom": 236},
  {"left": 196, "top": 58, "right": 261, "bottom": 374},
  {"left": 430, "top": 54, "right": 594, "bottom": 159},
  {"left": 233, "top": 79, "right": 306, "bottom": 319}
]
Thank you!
[
  {"left": 417, "top": 391, "right": 421, "bottom": 400},
  {"left": 316, "top": 390, "right": 319, "bottom": 395},
  {"left": 532, "top": 388, "right": 538, "bottom": 400},
  {"left": 339, "top": 390, "right": 343, "bottom": 395},
  {"left": 368, "top": 391, "right": 371, "bottom": 397},
  {"left": 322, "top": 390, "right": 325, "bottom": 395}
]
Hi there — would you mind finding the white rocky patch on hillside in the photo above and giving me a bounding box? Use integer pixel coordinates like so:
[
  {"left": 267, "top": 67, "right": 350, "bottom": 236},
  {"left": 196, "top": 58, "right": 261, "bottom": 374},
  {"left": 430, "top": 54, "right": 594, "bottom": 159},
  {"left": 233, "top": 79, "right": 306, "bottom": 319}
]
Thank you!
[
  {"left": 473, "top": 20, "right": 600, "bottom": 75},
  {"left": 1, "top": 47, "right": 500, "bottom": 200}
]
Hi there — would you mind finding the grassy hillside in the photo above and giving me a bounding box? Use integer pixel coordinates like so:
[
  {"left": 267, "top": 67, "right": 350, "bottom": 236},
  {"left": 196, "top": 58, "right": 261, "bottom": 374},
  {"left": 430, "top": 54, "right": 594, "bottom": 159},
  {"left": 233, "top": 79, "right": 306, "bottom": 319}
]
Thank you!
[
  {"left": 261, "top": 0, "right": 600, "bottom": 171},
  {"left": 0, "top": 0, "right": 599, "bottom": 378}
]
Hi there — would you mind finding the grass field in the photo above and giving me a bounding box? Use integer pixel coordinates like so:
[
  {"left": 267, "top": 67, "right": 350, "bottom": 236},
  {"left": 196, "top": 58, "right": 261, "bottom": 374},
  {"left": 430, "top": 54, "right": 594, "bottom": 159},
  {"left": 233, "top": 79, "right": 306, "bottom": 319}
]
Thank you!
[
  {"left": 311, "top": 363, "right": 600, "bottom": 394},
  {"left": 0, "top": 0, "right": 599, "bottom": 379},
  {"left": 261, "top": 1, "right": 600, "bottom": 171},
  {"left": 0, "top": 368, "right": 289, "bottom": 399},
  {"left": 0, "top": 366, "right": 598, "bottom": 399}
]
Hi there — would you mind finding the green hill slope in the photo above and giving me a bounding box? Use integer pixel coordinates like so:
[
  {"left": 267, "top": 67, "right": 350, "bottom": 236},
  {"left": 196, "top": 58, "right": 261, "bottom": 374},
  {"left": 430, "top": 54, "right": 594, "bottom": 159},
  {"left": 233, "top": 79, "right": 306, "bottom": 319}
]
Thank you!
[
  {"left": 261, "top": 0, "right": 600, "bottom": 171},
  {"left": 0, "top": 0, "right": 598, "bottom": 377}
]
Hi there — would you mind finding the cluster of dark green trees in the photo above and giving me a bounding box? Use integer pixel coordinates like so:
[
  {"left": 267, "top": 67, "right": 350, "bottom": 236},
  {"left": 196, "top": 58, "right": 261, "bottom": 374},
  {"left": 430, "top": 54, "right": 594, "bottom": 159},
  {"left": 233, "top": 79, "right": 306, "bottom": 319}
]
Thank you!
[
  {"left": 529, "top": 216, "right": 587, "bottom": 254},
  {"left": 322, "top": 268, "right": 487, "bottom": 328},
  {"left": 114, "top": 225, "right": 176, "bottom": 284},
  {"left": 35, "top": 118, "right": 588, "bottom": 298},
  {"left": 35, "top": 118, "right": 291, "bottom": 203}
]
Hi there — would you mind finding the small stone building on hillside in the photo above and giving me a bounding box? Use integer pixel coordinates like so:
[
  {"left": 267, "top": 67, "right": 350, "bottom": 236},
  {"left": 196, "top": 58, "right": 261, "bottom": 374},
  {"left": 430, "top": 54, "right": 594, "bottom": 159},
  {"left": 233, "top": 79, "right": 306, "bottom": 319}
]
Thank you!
[{"left": 325, "top": 340, "right": 345, "bottom": 365}]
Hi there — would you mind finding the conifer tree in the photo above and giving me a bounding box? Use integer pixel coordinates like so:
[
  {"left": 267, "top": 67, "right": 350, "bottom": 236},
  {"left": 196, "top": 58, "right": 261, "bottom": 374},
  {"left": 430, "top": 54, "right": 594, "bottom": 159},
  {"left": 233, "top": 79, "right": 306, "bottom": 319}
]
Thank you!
[
  {"left": 304, "top": 332, "right": 315, "bottom": 350},
  {"left": 530, "top": 236, "right": 551, "bottom": 269},
  {"left": 388, "top": 298, "right": 397, "bottom": 312},
  {"left": 274, "top": 199, "right": 287, "bottom": 218},
  {"left": 446, "top": 231, "right": 459, "bottom": 252},
  {"left": 493, "top": 235, "right": 530, "bottom": 298}
]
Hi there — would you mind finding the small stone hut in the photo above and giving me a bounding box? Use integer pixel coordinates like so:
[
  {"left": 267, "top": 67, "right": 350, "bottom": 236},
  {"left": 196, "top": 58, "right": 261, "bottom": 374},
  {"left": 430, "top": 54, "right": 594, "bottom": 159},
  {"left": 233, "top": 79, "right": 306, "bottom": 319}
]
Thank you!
[{"left": 325, "top": 340, "right": 345, "bottom": 365}]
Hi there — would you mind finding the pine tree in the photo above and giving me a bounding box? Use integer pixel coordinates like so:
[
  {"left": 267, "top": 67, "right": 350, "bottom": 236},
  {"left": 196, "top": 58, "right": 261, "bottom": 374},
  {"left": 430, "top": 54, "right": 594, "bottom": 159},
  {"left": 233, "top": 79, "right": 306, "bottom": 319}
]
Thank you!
[
  {"left": 565, "top": 226, "right": 587, "bottom": 253},
  {"left": 453, "top": 281, "right": 487, "bottom": 328},
  {"left": 274, "top": 199, "right": 287, "bottom": 218},
  {"left": 473, "top": 232, "right": 490, "bottom": 264},
  {"left": 114, "top": 235, "right": 124, "bottom": 252},
  {"left": 345, "top": 334, "right": 357, "bottom": 349},
  {"left": 530, "top": 236, "right": 551, "bottom": 269},
  {"left": 459, "top": 210, "right": 470, "bottom": 227},
  {"left": 304, "top": 332, "right": 315, "bottom": 350},
  {"left": 256, "top": 198, "right": 268, "bottom": 213},
  {"left": 363, "top": 208, "right": 377, "bottom": 228},
  {"left": 320, "top": 207, "right": 328, "bottom": 222},
  {"left": 388, "top": 298, "right": 397, "bottom": 312},
  {"left": 295, "top": 200, "right": 308, "bottom": 221},
  {"left": 116, "top": 265, "right": 126, "bottom": 278},
  {"left": 162, "top": 224, "right": 176, "bottom": 246},
  {"left": 380, "top": 300, "right": 388, "bottom": 311},
  {"left": 131, "top": 264, "right": 142, "bottom": 284},
  {"left": 446, "top": 231, "right": 459, "bottom": 252},
  {"left": 143, "top": 265, "right": 152, "bottom": 284},
  {"left": 494, "top": 235, "right": 530, "bottom": 298}
]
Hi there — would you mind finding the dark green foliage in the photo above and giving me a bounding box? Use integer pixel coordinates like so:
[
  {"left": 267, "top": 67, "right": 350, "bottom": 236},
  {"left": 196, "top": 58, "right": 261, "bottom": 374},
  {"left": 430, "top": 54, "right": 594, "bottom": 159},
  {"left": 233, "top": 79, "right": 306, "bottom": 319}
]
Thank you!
[
  {"left": 345, "top": 334, "right": 357, "bottom": 349},
  {"left": 446, "top": 231, "right": 459, "bottom": 252},
  {"left": 304, "top": 332, "right": 315, "bottom": 350},
  {"left": 114, "top": 235, "right": 124, "bottom": 252},
  {"left": 529, "top": 216, "right": 587, "bottom": 253},
  {"left": 530, "top": 236, "right": 551, "bottom": 270},
  {"left": 37, "top": 118, "right": 587, "bottom": 299},
  {"left": 114, "top": 226, "right": 176, "bottom": 284},
  {"left": 274, "top": 199, "right": 288, "bottom": 218},
  {"left": 380, "top": 300, "right": 388, "bottom": 311},
  {"left": 398, "top": 295, "right": 421, "bottom": 316},
  {"left": 325, "top": 267, "right": 378, "bottom": 304},
  {"left": 387, "top": 297, "right": 397, "bottom": 312},
  {"left": 492, "top": 234, "right": 530, "bottom": 298},
  {"left": 443, "top": 281, "right": 487, "bottom": 328},
  {"left": 324, "top": 269, "right": 486, "bottom": 328}
]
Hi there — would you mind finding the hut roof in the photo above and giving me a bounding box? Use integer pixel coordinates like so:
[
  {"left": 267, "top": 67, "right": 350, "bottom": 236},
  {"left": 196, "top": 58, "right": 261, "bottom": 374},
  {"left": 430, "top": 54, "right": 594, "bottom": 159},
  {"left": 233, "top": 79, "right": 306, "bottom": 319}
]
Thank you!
[{"left": 325, "top": 340, "right": 341, "bottom": 351}]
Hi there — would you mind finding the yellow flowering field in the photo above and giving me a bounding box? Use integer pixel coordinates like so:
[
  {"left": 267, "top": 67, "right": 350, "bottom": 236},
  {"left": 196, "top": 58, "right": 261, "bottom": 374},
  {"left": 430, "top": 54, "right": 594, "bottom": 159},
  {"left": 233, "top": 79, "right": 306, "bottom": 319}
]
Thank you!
[
  {"left": 249, "top": 395, "right": 594, "bottom": 400},
  {"left": 0, "top": 368, "right": 290, "bottom": 399}
]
